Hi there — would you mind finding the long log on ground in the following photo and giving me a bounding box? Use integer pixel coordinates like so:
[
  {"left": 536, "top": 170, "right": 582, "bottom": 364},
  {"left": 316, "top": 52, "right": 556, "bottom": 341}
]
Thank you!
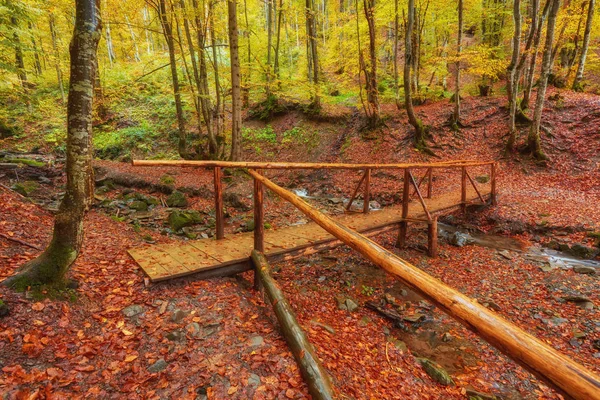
[
  {"left": 251, "top": 250, "right": 335, "bottom": 400},
  {"left": 133, "top": 159, "right": 494, "bottom": 170},
  {"left": 247, "top": 169, "right": 600, "bottom": 400}
]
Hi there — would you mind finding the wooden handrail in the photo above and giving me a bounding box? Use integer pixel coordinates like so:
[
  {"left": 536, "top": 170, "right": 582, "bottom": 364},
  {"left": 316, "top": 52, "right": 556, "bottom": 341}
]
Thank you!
[
  {"left": 132, "top": 159, "right": 495, "bottom": 169},
  {"left": 247, "top": 169, "right": 600, "bottom": 400}
]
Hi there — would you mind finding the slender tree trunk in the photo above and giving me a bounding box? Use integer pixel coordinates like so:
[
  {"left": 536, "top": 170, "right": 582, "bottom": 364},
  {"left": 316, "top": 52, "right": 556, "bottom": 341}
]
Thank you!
[
  {"left": 125, "top": 16, "right": 142, "bottom": 62},
  {"left": 522, "top": 0, "right": 550, "bottom": 110},
  {"left": 306, "top": 0, "right": 320, "bottom": 109},
  {"left": 243, "top": 0, "right": 251, "bottom": 106},
  {"left": 11, "top": 16, "right": 27, "bottom": 87},
  {"left": 49, "top": 13, "right": 66, "bottom": 103},
  {"left": 209, "top": 0, "right": 225, "bottom": 158},
  {"left": 29, "top": 23, "right": 43, "bottom": 75},
  {"left": 143, "top": 6, "right": 155, "bottom": 54},
  {"left": 506, "top": 0, "right": 522, "bottom": 151},
  {"left": 452, "top": 0, "right": 463, "bottom": 128},
  {"left": 363, "top": 0, "right": 380, "bottom": 125},
  {"left": 228, "top": 0, "right": 242, "bottom": 161},
  {"left": 266, "top": 0, "right": 273, "bottom": 97},
  {"left": 158, "top": 0, "right": 188, "bottom": 158},
  {"left": 572, "top": 0, "right": 595, "bottom": 91},
  {"left": 528, "top": 0, "right": 560, "bottom": 160},
  {"left": 274, "top": 0, "right": 284, "bottom": 81},
  {"left": 405, "top": 0, "right": 426, "bottom": 148},
  {"left": 394, "top": 0, "right": 401, "bottom": 109},
  {"left": 3, "top": 0, "right": 101, "bottom": 289},
  {"left": 105, "top": 9, "right": 116, "bottom": 65}
]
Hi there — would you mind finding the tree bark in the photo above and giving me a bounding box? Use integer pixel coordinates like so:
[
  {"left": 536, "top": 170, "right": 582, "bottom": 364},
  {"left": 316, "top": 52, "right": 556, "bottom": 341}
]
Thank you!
[
  {"left": 506, "top": 0, "right": 522, "bottom": 151},
  {"left": 452, "top": 0, "right": 463, "bottom": 128},
  {"left": 394, "top": 0, "right": 401, "bottom": 109},
  {"left": 522, "top": 0, "right": 550, "bottom": 110},
  {"left": 405, "top": 0, "right": 426, "bottom": 149},
  {"left": 362, "top": 0, "right": 380, "bottom": 126},
  {"left": 3, "top": 0, "right": 101, "bottom": 289},
  {"left": 228, "top": 0, "right": 243, "bottom": 161},
  {"left": 572, "top": 0, "right": 595, "bottom": 91},
  {"left": 528, "top": 0, "right": 560, "bottom": 160},
  {"left": 209, "top": 0, "right": 225, "bottom": 158},
  {"left": 306, "top": 0, "right": 320, "bottom": 109},
  {"left": 158, "top": 0, "right": 189, "bottom": 158},
  {"left": 11, "top": 16, "right": 27, "bottom": 87}
]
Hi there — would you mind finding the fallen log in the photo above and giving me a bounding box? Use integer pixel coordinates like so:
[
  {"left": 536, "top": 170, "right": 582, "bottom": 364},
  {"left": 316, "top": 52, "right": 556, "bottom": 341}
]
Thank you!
[
  {"left": 248, "top": 169, "right": 600, "bottom": 400},
  {"left": 251, "top": 250, "right": 335, "bottom": 400}
]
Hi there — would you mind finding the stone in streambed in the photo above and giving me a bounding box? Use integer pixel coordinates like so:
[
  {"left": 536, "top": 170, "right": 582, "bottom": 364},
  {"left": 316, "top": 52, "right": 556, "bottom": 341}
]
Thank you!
[
  {"left": 168, "top": 210, "right": 202, "bottom": 231},
  {"left": 122, "top": 304, "right": 144, "bottom": 318},
  {"left": 573, "top": 266, "right": 596, "bottom": 275},
  {"left": 148, "top": 359, "right": 168, "bottom": 373},
  {"left": 166, "top": 190, "right": 188, "bottom": 207},
  {"left": 417, "top": 358, "right": 454, "bottom": 386}
]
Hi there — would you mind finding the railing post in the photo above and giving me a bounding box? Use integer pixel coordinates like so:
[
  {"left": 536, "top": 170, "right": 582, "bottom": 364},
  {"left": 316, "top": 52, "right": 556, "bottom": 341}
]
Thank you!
[
  {"left": 461, "top": 166, "right": 467, "bottom": 213},
  {"left": 396, "top": 168, "right": 410, "bottom": 248},
  {"left": 363, "top": 168, "right": 371, "bottom": 213},
  {"left": 214, "top": 167, "right": 224, "bottom": 239},
  {"left": 426, "top": 168, "right": 432, "bottom": 199},
  {"left": 253, "top": 169, "right": 264, "bottom": 253},
  {"left": 491, "top": 162, "right": 497, "bottom": 206},
  {"left": 428, "top": 216, "right": 438, "bottom": 257}
]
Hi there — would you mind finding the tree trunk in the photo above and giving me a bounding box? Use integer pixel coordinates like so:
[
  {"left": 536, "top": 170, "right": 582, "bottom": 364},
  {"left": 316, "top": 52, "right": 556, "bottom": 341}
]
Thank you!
[
  {"left": 362, "top": 0, "right": 380, "bottom": 126},
  {"left": 3, "top": 0, "right": 101, "bottom": 289},
  {"left": 49, "top": 13, "right": 66, "bottom": 103},
  {"left": 273, "top": 0, "right": 284, "bottom": 82},
  {"left": 394, "top": 0, "right": 401, "bottom": 109},
  {"left": 306, "top": 0, "right": 320, "bottom": 109},
  {"left": 29, "top": 23, "right": 43, "bottom": 75},
  {"left": 528, "top": 0, "right": 560, "bottom": 160},
  {"left": 11, "top": 16, "right": 27, "bottom": 87},
  {"left": 572, "top": 0, "right": 595, "bottom": 91},
  {"left": 125, "top": 16, "right": 142, "bottom": 62},
  {"left": 405, "top": 0, "right": 426, "bottom": 149},
  {"left": 243, "top": 0, "right": 252, "bottom": 107},
  {"left": 105, "top": 11, "right": 116, "bottom": 65},
  {"left": 158, "top": 0, "right": 189, "bottom": 158},
  {"left": 266, "top": 0, "right": 273, "bottom": 97},
  {"left": 506, "top": 0, "right": 522, "bottom": 151},
  {"left": 228, "top": 0, "right": 243, "bottom": 161},
  {"left": 522, "top": 0, "right": 550, "bottom": 110},
  {"left": 209, "top": 0, "right": 225, "bottom": 158},
  {"left": 452, "top": 0, "right": 463, "bottom": 128}
]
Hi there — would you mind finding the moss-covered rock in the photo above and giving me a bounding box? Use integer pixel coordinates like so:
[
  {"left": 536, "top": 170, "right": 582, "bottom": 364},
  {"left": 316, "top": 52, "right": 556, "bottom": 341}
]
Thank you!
[
  {"left": 168, "top": 210, "right": 202, "bottom": 231},
  {"left": 417, "top": 358, "right": 454, "bottom": 386},
  {"left": 160, "top": 174, "right": 175, "bottom": 186},
  {"left": 129, "top": 200, "right": 148, "bottom": 211},
  {"left": 569, "top": 244, "right": 599, "bottom": 259},
  {"left": 11, "top": 181, "right": 40, "bottom": 197},
  {"left": 475, "top": 175, "right": 490, "bottom": 184},
  {"left": 166, "top": 191, "right": 188, "bottom": 208}
]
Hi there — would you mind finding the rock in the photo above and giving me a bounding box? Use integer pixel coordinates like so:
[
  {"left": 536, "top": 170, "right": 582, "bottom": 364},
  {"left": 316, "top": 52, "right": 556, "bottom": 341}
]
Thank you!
[
  {"left": 148, "top": 359, "right": 168, "bottom": 373},
  {"left": 449, "top": 232, "right": 473, "bottom": 247},
  {"left": 186, "top": 322, "right": 201, "bottom": 337},
  {"left": 569, "top": 337, "right": 581, "bottom": 347},
  {"left": 551, "top": 317, "right": 568, "bottom": 325},
  {"left": 223, "top": 192, "right": 250, "bottom": 211},
  {"left": 480, "top": 299, "right": 501, "bottom": 311},
  {"left": 311, "top": 320, "right": 336, "bottom": 334},
  {"left": 249, "top": 335, "right": 264, "bottom": 347},
  {"left": 345, "top": 299, "right": 359, "bottom": 312},
  {"left": 403, "top": 313, "right": 425, "bottom": 323},
  {"left": 569, "top": 244, "right": 599, "bottom": 259},
  {"left": 498, "top": 250, "right": 513, "bottom": 260},
  {"left": 247, "top": 373, "right": 261, "bottom": 387},
  {"left": 243, "top": 220, "right": 255, "bottom": 232},
  {"left": 165, "top": 330, "right": 184, "bottom": 341},
  {"left": 417, "top": 358, "right": 454, "bottom": 386},
  {"left": 573, "top": 266, "right": 596, "bottom": 275},
  {"left": 335, "top": 295, "right": 348, "bottom": 311},
  {"left": 166, "top": 191, "right": 188, "bottom": 207},
  {"left": 11, "top": 181, "right": 39, "bottom": 197},
  {"left": 0, "top": 301, "right": 9, "bottom": 318},
  {"left": 563, "top": 295, "right": 592, "bottom": 303},
  {"left": 580, "top": 301, "right": 595, "bottom": 310},
  {"left": 122, "top": 304, "right": 144, "bottom": 318},
  {"left": 593, "top": 339, "right": 600, "bottom": 350},
  {"left": 171, "top": 309, "right": 188, "bottom": 323},
  {"left": 442, "top": 332, "right": 453, "bottom": 342},
  {"left": 129, "top": 200, "right": 148, "bottom": 211},
  {"left": 475, "top": 175, "right": 490, "bottom": 184},
  {"left": 573, "top": 331, "right": 587, "bottom": 339},
  {"left": 168, "top": 210, "right": 202, "bottom": 231}
]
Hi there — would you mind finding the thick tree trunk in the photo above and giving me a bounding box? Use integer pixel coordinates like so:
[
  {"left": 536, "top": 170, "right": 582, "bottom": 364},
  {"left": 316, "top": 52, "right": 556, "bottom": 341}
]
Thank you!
[
  {"left": 452, "top": 0, "right": 463, "bottom": 128},
  {"left": 158, "top": 0, "right": 189, "bottom": 158},
  {"left": 522, "top": 0, "right": 550, "bottom": 110},
  {"left": 228, "top": 0, "right": 243, "bottom": 161},
  {"left": 266, "top": 0, "right": 273, "bottom": 97},
  {"left": 572, "top": 0, "right": 595, "bottom": 91},
  {"left": 506, "top": 0, "right": 522, "bottom": 151},
  {"left": 405, "top": 0, "right": 426, "bottom": 149},
  {"left": 528, "top": 0, "right": 560, "bottom": 160},
  {"left": 273, "top": 0, "right": 283, "bottom": 81},
  {"left": 3, "top": 0, "right": 101, "bottom": 289},
  {"left": 363, "top": 0, "right": 380, "bottom": 126},
  {"left": 209, "top": 0, "right": 225, "bottom": 158},
  {"left": 49, "top": 13, "right": 66, "bottom": 103},
  {"left": 394, "top": 0, "right": 401, "bottom": 109}
]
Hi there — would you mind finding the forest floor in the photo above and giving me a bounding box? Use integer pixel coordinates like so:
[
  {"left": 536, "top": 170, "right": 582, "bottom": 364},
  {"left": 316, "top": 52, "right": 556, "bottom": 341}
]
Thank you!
[{"left": 1, "top": 91, "right": 599, "bottom": 399}]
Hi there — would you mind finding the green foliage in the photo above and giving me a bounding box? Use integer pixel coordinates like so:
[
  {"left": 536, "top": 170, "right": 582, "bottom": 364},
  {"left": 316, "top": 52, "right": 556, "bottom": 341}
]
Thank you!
[
  {"left": 282, "top": 126, "right": 319, "bottom": 149},
  {"left": 242, "top": 125, "right": 277, "bottom": 144},
  {"left": 160, "top": 174, "right": 175, "bottom": 186},
  {"left": 361, "top": 285, "right": 375, "bottom": 296}
]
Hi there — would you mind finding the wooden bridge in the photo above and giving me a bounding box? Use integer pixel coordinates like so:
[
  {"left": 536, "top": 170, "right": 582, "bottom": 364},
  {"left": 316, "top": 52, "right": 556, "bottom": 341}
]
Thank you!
[
  {"left": 128, "top": 160, "right": 496, "bottom": 282},
  {"left": 129, "top": 159, "right": 600, "bottom": 400}
]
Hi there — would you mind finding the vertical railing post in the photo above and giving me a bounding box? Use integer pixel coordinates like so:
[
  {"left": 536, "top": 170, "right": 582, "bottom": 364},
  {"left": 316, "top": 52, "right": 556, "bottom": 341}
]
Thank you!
[
  {"left": 396, "top": 168, "right": 410, "bottom": 248},
  {"left": 461, "top": 166, "right": 467, "bottom": 213},
  {"left": 253, "top": 169, "right": 264, "bottom": 253},
  {"left": 428, "top": 216, "right": 438, "bottom": 257},
  {"left": 426, "top": 168, "right": 432, "bottom": 199},
  {"left": 491, "top": 162, "right": 497, "bottom": 206},
  {"left": 363, "top": 168, "right": 371, "bottom": 213},
  {"left": 214, "top": 167, "right": 224, "bottom": 239}
]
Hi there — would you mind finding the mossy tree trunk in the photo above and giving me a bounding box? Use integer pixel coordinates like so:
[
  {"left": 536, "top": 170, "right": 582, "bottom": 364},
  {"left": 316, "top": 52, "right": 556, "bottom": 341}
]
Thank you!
[
  {"left": 451, "top": 0, "right": 463, "bottom": 129},
  {"left": 572, "top": 0, "right": 595, "bottom": 91},
  {"left": 362, "top": 0, "right": 381, "bottom": 126},
  {"left": 228, "top": 0, "right": 243, "bottom": 161},
  {"left": 506, "top": 0, "right": 522, "bottom": 151},
  {"left": 305, "top": 0, "right": 320, "bottom": 110},
  {"left": 3, "top": 0, "right": 101, "bottom": 289},
  {"left": 405, "top": 0, "right": 426, "bottom": 149},
  {"left": 528, "top": 0, "right": 560, "bottom": 160}
]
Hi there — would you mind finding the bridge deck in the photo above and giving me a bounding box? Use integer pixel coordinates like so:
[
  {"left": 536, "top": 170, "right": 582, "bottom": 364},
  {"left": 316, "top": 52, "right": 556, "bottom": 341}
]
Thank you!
[{"left": 128, "top": 190, "right": 489, "bottom": 282}]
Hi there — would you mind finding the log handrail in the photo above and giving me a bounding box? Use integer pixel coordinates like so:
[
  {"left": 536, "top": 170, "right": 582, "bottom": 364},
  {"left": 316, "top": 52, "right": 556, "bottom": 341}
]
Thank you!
[
  {"left": 247, "top": 169, "right": 600, "bottom": 400},
  {"left": 132, "top": 159, "right": 495, "bottom": 169}
]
